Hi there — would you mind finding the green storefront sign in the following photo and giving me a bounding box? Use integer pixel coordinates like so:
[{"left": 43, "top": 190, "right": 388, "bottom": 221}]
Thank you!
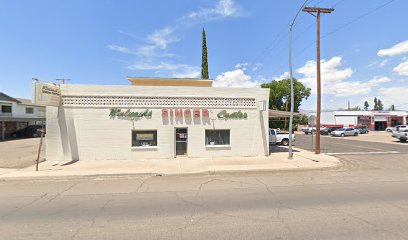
[
  {"left": 109, "top": 108, "right": 152, "bottom": 120},
  {"left": 217, "top": 110, "right": 248, "bottom": 120}
]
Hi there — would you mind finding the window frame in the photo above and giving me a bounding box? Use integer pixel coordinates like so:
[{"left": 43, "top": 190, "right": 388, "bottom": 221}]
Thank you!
[
  {"left": 131, "top": 130, "right": 158, "bottom": 148},
  {"left": 1, "top": 105, "right": 12, "bottom": 113},
  {"left": 25, "top": 107, "right": 34, "bottom": 114},
  {"left": 205, "top": 129, "right": 231, "bottom": 146}
]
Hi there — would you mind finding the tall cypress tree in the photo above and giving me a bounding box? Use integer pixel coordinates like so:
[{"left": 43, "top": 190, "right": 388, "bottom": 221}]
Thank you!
[{"left": 201, "top": 28, "right": 209, "bottom": 79}]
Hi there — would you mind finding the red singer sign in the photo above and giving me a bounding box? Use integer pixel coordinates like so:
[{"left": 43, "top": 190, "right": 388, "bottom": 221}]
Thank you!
[{"left": 162, "top": 109, "right": 209, "bottom": 118}]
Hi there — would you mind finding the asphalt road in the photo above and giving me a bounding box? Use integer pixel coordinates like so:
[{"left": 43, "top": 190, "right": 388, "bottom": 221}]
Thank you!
[
  {"left": 295, "top": 133, "right": 408, "bottom": 154},
  {"left": 1, "top": 137, "right": 408, "bottom": 239}
]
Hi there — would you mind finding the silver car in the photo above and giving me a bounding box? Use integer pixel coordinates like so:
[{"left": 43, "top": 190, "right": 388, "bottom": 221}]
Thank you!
[
  {"left": 331, "top": 128, "right": 359, "bottom": 137},
  {"left": 394, "top": 130, "right": 408, "bottom": 142}
]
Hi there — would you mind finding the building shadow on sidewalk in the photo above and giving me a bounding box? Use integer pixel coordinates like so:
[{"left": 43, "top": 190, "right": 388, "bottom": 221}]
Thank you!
[{"left": 61, "top": 160, "right": 79, "bottom": 166}]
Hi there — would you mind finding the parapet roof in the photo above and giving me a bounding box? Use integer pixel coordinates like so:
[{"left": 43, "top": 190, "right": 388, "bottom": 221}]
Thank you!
[{"left": 128, "top": 77, "right": 213, "bottom": 87}]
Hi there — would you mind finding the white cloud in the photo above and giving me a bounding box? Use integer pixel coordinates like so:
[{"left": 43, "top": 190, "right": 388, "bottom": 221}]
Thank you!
[
  {"left": 378, "top": 40, "right": 408, "bottom": 57},
  {"left": 252, "top": 63, "right": 262, "bottom": 71},
  {"left": 273, "top": 72, "right": 290, "bottom": 81},
  {"left": 180, "top": 0, "right": 244, "bottom": 23},
  {"left": 379, "top": 59, "right": 390, "bottom": 67},
  {"left": 393, "top": 59, "right": 408, "bottom": 76},
  {"left": 146, "top": 27, "right": 179, "bottom": 49},
  {"left": 297, "top": 56, "right": 353, "bottom": 96},
  {"left": 128, "top": 62, "right": 200, "bottom": 78},
  {"left": 108, "top": 0, "right": 246, "bottom": 78},
  {"left": 368, "top": 76, "right": 391, "bottom": 84},
  {"left": 296, "top": 57, "right": 390, "bottom": 97},
  {"left": 107, "top": 45, "right": 135, "bottom": 55},
  {"left": 377, "top": 87, "right": 408, "bottom": 110},
  {"left": 214, "top": 69, "right": 260, "bottom": 88},
  {"left": 367, "top": 59, "right": 390, "bottom": 68},
  {"left": 235, "top": 62, "right": 248, "bottom": 70}
]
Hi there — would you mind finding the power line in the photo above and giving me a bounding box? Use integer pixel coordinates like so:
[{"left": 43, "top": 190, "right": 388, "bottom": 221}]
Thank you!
[
  {"left": 249, "top": 0, "right": 323, "bottom": 69},
  {"left": 332, "top": 0, "right": 347, "bottom": 8},
  {"left": 322, "top": 0, "right": 396, "bottom": 39},
  {"left": 296, "top": 0, "right": 397, "bottom": 59}
]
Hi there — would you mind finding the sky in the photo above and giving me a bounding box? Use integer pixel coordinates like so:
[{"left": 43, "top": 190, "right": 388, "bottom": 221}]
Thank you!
[{"left": 0, "top": 0, "right": 407, "bottom": 111}]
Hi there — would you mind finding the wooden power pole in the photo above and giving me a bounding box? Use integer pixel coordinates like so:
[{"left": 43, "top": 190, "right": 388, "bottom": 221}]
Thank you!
[{"left": 302, "top": 6, "right": 334, "bottom": 154}]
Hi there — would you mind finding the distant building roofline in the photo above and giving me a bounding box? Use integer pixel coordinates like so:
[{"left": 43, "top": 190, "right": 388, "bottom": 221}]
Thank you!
[{"left": 0, "top": 92, "right": 22, "bottom": 103}]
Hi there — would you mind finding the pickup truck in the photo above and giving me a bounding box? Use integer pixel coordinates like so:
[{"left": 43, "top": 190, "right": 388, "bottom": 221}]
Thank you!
[
  {"left": 302, "top": 126, "right": 316, "bottom": 134},
  {"left": 269, "top": 128, "right": 296, "bottom": 146}
]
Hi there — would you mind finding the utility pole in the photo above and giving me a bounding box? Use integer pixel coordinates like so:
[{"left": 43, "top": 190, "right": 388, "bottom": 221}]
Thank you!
[
  {"left": 56, "top": 78, "right": 71, "bottom": 84},
  {"left": 302, "top": 6, "right": 334, "bottom": 154}
]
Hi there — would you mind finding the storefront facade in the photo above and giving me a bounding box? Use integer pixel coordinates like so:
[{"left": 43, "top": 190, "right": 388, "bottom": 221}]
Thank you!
[
  {"left": 46, "top": 78, "right": 270, "bottom": 161},
  {"left": 309, "top": 110, "right": 408, "bottom": 130}
]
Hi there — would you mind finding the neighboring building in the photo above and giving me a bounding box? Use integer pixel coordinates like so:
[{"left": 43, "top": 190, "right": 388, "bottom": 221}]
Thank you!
[
  {"left": 308, "top": 110, "right": 408, "bottom": 131},
  {"left": 0, "top": 92, "right": 46, "bottom": 140},
  {"left": 46, "top": 77, "right": 270, "bottom": 161}
]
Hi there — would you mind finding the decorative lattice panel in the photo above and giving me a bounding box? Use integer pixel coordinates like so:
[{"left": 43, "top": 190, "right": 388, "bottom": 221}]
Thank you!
[{"left": 62, "top": 96, "right": 257, "bottom": 108}]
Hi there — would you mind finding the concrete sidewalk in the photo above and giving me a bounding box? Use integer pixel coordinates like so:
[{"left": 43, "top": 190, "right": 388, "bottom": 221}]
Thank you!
[{"left": 0, "top": 148, "right": 340, "bottom": 179}]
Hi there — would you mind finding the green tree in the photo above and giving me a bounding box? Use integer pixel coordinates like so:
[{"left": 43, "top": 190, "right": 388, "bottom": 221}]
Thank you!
[
  {"left": 377, "top": 99, "right": 384, "bottom": 110},
  {"left": 350, "top": 106, "right": 361, "bottom": 111},
  {"left": 389, "top": 104, "right": 395, "bottom": 111},
  {"left": 373, "top": 97, "right": 378, "bottom": 110},
  {"left": 364, "top": 101, "right": 369, "bottom": 111},
  {"left": 294, "top": 114, "right": 309, "bottom": 125},
  {"left": 201, "top": 28, "right": 209, "bottom": 79},
  {"left": 261, "top": 78, "right": 311, "bottom": 112}
]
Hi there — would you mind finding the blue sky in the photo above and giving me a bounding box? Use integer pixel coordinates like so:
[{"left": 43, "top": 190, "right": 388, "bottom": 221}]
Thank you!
[{"left": 0, "top": 0, "right": 407, "bottom": 110}]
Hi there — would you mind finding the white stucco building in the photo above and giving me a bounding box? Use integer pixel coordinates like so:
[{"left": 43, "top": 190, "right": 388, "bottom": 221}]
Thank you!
[
  {"left": 308, "top": 110, "right": 408, "bottom": 131},
  {"left": 46, "top": 77, "right": 270, "bottom": 161}
]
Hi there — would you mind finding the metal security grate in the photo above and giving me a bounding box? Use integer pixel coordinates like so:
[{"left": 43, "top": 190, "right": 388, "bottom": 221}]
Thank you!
[{"left": 62, "top": 96, "right": 257, "bottom": 108}]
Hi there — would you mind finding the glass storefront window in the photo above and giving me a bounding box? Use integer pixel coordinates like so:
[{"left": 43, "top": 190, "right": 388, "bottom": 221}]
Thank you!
[
  {"left": 132, "top": 130, "right": 157, "bottom": 147},
  {"left": 205, "top": 130, "right": 230, "bottom": 146}
]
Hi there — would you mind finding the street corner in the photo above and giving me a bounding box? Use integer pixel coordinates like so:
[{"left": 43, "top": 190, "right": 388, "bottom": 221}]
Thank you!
[{"left": 270, "top": 147, "right": 342, "bottom": 171}]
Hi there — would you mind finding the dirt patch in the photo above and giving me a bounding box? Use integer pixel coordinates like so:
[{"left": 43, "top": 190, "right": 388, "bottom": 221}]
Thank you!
[{"left": 0, "top": 138, "right": 45, "bottom": 168}]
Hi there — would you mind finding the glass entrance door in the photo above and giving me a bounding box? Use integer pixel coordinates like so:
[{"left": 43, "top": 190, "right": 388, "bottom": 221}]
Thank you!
[{"left": 175, "top": 128, "right": 188, "bottom": 156}]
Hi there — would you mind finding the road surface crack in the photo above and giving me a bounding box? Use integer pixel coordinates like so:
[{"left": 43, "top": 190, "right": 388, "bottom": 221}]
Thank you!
[
  {"left": 194, "top": 178, "right": 254, "bottom": 198},
  {"left": 90, "top": 195, "right": 115, "bottom": 228},
  {"left": 47, "top": 182, "right": 80, "bottom": 203},
  {"left": 136, "top": 178, "right": 148, "bottom": 192},
  {"left": 1, "top": 193, "right": 48, "bottom": 219}
]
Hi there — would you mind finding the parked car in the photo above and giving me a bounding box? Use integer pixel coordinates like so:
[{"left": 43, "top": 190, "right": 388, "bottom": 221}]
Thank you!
[
  {"left": 302, "top": 126, "right": 316, "bottom": 135},
  {"left": 394, "top": 130, "right": 408, "bottom": 142},
  {"left": 10, "top": 125, "right": 45, "bottom": 138},
  {"left": 269, "top": 128, "right": 296, "bottom": 146},
  {"left": 392, "top": 130, "right": 400, "bottom": 138},
  {"left": 330, "top": 128, "right": 359, "bottom": 137},
  {"left": 386, "top": 126, "right": 396, "bottom": 132},
  {"left": 397, "top": 125, "right": 408, "bottom": 131},
  {"left": 386, "top": 125, "right": 408, "bottom": 132},
  {"left": 320, "top": 127, "right": 341, "bottom": 135},
  {"left": 357, "top": 127, "right": 369, "bottom": 134}
]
